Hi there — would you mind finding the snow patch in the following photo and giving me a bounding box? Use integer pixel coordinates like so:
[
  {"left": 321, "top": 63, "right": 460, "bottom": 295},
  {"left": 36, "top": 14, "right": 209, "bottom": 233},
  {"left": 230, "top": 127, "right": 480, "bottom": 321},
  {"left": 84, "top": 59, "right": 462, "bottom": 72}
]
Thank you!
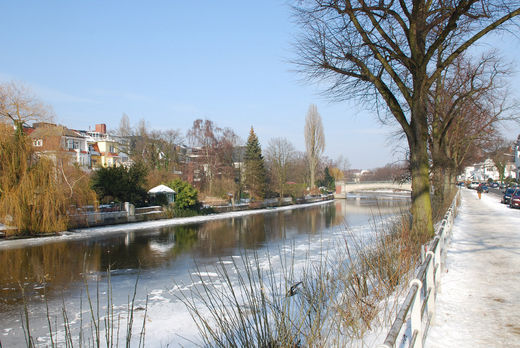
[{"left": 425, "top": 188, "right": 520, "bottom": 347}]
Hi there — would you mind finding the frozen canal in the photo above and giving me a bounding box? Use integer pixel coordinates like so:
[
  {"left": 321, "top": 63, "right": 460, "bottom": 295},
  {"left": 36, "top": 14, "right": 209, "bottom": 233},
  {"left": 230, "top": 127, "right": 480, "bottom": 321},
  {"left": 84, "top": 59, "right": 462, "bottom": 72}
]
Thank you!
[{"left": 0, "top": 194, "right": 409, "bottom": 347}]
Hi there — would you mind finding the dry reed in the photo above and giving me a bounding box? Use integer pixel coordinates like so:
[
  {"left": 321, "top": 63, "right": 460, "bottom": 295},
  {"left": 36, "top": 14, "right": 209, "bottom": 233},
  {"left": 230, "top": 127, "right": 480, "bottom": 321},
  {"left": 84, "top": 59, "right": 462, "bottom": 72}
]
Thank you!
[{"left": 178, "top": 208, "right": 419, "bottom": 347}]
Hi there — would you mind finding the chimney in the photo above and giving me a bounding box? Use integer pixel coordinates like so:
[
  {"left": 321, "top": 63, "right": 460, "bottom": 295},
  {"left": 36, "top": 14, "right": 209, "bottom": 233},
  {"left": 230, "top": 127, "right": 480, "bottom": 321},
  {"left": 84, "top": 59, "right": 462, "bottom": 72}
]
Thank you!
[{"left": 95, "top": 124, "right": 107, "bottom": 134}]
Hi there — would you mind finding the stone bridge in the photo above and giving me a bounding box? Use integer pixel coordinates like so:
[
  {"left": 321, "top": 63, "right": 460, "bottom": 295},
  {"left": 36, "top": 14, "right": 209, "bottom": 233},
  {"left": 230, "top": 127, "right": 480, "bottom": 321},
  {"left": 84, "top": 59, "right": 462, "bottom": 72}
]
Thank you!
[{"left": 334, "top": 180, "right": 412, "bottom": 198}]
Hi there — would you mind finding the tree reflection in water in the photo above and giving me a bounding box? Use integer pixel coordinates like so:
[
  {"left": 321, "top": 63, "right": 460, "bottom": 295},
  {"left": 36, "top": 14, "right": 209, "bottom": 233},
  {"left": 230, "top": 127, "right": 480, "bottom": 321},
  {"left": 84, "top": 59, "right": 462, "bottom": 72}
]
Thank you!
[{"left": 0, "top": 197, "right": 409, "bottom": 312}]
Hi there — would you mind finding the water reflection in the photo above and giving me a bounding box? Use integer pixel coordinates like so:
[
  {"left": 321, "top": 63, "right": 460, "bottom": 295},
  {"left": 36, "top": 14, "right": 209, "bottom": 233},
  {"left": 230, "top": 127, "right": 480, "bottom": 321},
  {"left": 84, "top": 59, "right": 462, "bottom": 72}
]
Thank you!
[{"left": 0, "top": 196, "right": 409, "bottom": 311}]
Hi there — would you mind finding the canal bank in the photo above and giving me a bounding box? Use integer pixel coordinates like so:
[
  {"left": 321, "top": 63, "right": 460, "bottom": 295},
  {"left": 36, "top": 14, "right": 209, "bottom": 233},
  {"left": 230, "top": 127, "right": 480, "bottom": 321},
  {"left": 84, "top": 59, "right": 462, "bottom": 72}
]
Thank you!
[
  {"left": 0, "top": 195, "right": 334, "bottom": 240},
  {"left": 0, "top": 197, "right": 335, "bottom": 250},
  {"left": 0, "top": 193, "right": 409, "bottom": 347}
]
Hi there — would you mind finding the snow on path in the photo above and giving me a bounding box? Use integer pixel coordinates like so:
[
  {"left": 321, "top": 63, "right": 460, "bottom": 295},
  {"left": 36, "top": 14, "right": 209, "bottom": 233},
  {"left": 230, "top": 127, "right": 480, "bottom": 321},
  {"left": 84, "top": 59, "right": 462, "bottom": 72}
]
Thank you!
[{"left": 426, "top": 188, "right": 520, "bottom": 347}]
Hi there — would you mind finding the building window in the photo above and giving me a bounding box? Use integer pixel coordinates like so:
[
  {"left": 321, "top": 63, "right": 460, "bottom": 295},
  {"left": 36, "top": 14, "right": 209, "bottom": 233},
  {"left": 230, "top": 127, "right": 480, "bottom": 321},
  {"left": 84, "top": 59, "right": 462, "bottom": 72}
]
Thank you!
[
  {"left": 66, "top": 139, "right": 79, "bottom": 150},
  {"left": 33, "top": 139, "right": 43, "bottom": 147},
  {"left": 67, "top": 139, "right": 79, "bottom": 150}
]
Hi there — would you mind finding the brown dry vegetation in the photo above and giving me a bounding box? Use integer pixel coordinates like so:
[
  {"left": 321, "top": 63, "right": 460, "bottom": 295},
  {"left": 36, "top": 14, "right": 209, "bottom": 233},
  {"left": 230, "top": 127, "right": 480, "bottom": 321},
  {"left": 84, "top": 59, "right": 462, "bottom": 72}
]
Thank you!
[
  {"left": 0, "top": 123, "right": 96, "bottom": 236},
  {"left": 180, "top": 208, "right": 421, "bottom": 347}
]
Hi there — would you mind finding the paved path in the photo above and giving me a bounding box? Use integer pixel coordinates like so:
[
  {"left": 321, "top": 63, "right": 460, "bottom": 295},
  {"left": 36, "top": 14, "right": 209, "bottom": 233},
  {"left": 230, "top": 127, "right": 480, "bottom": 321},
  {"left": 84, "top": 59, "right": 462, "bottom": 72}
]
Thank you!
[{"left": 426, "top": 188, "right": 520, "bottom": 347}]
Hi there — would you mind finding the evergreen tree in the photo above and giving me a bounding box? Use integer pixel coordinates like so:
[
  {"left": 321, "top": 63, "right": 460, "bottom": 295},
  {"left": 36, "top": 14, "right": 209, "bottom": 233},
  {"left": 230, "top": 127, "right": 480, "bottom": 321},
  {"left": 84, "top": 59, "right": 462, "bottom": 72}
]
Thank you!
[
  {"left": 90, "top": 161, "right": 148, "bottom": 205},
  {"left": 322, "top": 167, "right": 335, "bottom": 191},
  {"left": 244, "top": 127, "right": 267, "bottom": 200}
]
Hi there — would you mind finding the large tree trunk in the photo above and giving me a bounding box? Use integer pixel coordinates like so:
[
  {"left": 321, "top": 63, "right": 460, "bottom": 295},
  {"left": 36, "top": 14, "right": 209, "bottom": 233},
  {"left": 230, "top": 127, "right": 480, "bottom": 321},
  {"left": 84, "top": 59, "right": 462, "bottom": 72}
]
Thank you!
[
  {"left": 431, "top": 166, "right": 444, "bottom": 204},
  {"left": 443, "top": 168, "right": 452, "bottom": 200},
  {"left": 432, "top": 155, "right": 456, "bottom": 209},
  {"left": 310, "top": 159, "right": 316, "bottom": 189},
  {"left": 445, "top": 163, "right": 458, "bottom": 199},
  {"left": 447, "top": 166, "right": 457, "bottom": 198},
  {"left": 408, "top": 91, "right": 434, "bottom": 243},
  {"left": 409, "top": 140, "right": 434, "bottom": 243}
]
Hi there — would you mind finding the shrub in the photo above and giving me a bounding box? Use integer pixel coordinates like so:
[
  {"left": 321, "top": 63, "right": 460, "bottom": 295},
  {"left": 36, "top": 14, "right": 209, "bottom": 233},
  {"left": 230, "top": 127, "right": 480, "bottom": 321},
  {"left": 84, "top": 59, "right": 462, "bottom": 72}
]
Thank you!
[{"left": 167, "top": 179, "right": 199, "bottom": 210}]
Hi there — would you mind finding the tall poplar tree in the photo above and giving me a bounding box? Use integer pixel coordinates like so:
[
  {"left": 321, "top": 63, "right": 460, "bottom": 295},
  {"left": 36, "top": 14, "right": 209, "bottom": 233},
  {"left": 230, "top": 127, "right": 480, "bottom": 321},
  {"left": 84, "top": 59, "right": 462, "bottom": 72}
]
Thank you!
[
  {"left": 304, "top": 104, "right": 325, "bottom": 189},
  {"left": 244, "top": 127, "right": 267, "bottom": 201}
]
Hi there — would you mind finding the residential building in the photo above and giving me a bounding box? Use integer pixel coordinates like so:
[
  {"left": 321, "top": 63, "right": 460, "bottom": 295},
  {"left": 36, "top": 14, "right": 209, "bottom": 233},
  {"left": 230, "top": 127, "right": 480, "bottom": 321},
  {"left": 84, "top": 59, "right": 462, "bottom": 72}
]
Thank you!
[
  {"left": 28, "top": 122, "right": 132, "bottom": 170},
  {"left": 473, "top": 159, "right": 499, "bottom": 181},
  {"left": 28, "top": 123, "right": 90, "bottom": 168},
  {"left": 78, "top": 124, "right": 131, "bottom": 168},
  {"left": 460, "top": 158, "right": 517, "bottom": 182}
]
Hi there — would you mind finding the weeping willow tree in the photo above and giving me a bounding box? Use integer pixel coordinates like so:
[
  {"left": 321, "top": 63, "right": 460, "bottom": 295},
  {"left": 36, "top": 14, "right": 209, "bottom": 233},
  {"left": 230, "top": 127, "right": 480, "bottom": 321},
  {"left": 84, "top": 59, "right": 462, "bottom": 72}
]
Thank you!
[
  {"left": 0, "top": 82, "right": 98, "bottom": 236},
  {"left": 0, "top": 124, "right": 68, "bottom": 235}
]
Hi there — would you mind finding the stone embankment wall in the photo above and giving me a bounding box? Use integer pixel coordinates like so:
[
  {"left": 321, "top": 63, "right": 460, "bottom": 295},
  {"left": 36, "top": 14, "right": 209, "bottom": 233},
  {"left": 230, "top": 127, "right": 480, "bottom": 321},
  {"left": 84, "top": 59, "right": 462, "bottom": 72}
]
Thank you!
[
  {"left": 68, "top": 204, "right": 164, "bottom": 229},
  {"left": 68, "top": 195, "right": 334, "bottom": 229}
]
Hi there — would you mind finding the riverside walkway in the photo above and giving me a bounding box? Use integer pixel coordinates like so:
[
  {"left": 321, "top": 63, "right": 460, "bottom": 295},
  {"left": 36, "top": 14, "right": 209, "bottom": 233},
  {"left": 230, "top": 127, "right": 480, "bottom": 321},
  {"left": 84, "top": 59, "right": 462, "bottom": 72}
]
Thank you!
[{"left": 425, "top": 188, "right": 520, "bottom": 347}]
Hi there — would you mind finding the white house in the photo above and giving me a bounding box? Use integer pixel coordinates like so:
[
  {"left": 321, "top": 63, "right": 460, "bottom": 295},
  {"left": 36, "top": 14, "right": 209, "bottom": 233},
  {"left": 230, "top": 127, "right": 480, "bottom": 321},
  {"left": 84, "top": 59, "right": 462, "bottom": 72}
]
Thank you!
[
  {"left": 461, "top": 157, "right": 517, "bottom": 182},
  {"left": 61, "top": 128, "right": 90, "bottom": 168},
  {"left": 505, "top": 162, "right": 517, "bottom": 179},
  {"left": 473, "top": 159, "right": 500, "bottom": 181}
]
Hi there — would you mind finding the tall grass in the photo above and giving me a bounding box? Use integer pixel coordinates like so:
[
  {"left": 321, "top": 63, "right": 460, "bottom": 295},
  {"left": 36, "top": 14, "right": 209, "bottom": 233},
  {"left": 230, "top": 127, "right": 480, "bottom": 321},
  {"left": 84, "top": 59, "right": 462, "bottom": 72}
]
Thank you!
[
  {"left": 20, "top": 270, "right": 148, "bottom": 348},
  {"left": 178, "top": 209, "right": 419, "bottom": 347}
]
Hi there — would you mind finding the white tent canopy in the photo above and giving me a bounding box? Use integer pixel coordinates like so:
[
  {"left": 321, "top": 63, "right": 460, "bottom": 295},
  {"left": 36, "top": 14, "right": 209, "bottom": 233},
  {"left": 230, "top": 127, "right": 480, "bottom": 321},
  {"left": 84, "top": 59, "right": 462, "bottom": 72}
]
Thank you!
[
  {"left": 148, "top": 185, "right": 176, "bottom": 204},
  {"left": 148, "top": 184, "right": 175, "bottom": 194}
]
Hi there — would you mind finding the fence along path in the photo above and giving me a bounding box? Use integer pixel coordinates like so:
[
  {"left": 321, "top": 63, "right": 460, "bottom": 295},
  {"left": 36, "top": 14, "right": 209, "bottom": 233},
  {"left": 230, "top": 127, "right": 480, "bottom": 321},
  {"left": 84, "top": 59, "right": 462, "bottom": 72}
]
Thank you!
[{"left": 378, "top": 190, "right": 460, "bottom": 348}]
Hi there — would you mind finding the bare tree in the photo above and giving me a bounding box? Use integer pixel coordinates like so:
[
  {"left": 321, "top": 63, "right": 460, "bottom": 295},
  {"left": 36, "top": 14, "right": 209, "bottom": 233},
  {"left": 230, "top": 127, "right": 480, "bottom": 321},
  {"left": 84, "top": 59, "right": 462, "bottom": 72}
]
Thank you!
[
  {"left": 335, "top": 154, "right": 351, "bottom": 173},
  {"left": 117, "top": 113, "right": 132, "bottom": 138},
  {"left": 329, "top": 167, "right": 344, "bottom": 181},
  {"left": 136, "top": 118, "right": 148, "bottom": 138},
  {"left": 294, "top": 1, "right": 520, "bottom": 240},
  {"left": 0, "top": 81, "right": 53, "bottom": 131},
  {"left": 160, "top": 129, "right": 184, "bottom": 170},
  {"left": 288, "top": 151, "right": 310, "bottom": 190},
  {"left": 428, "top": 53, "right": 516, "bottom": 202},
  {"left": 187, "top": 119, "right": 240, "bottom": 196},
  {"left": 266, "top": 137, "right": 296, "bottom": 200},
  {"left": 485, "top": 136, "right": 513, "bottom": 183},
  {"left": 304, "top": 104, "right": 325, "bottom": 189},
  {"left": 441, "top": 97, "right": 502, "bottom": 174}
]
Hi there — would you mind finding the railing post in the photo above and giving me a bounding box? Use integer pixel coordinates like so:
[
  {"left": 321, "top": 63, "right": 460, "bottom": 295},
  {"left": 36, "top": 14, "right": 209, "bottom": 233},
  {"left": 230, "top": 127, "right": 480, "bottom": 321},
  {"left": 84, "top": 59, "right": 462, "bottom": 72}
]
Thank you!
[
  {"left": 425, "top": 251, "right": 436, "bottom": 324},
  {"left": 434, "top": 238, "right": 442, "bottom": 279},
  {"left": 409, "top": 279, "right": 423, "bottom": 348},
  {"left": 379, "top": 189, "right": 459, "bottom": 348}
]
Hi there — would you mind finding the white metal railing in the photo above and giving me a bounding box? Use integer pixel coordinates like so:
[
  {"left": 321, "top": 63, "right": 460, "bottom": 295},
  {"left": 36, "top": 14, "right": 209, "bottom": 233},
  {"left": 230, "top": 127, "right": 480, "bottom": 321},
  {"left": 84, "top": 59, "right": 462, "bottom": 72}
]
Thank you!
[{"left": 379, "top": 189, "right": 460, "bottom": 348}]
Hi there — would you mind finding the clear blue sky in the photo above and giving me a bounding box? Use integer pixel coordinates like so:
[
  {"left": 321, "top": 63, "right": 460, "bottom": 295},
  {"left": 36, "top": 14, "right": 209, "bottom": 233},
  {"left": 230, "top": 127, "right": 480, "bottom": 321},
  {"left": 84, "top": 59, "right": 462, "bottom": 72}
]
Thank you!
[{"left": 1, "top": 1, "right": 518, "bottom": 169}]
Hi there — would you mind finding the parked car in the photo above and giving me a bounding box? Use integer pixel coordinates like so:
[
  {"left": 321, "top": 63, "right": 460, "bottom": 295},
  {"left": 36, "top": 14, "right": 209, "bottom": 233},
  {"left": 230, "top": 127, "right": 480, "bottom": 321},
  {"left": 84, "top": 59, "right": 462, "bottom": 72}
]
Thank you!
[
  {"left": 502, "top": 188, "right": 516, "bottom": 204},
  {"left": 478, "top": 183, "right": 489, "bottom": 193},
  {"left": 510, "top": 189, "right": 520, "bottom": 209},
  {"left": 468, "top": 181, "right": 480, "bottom": 189},
  {"left": 491, "top": 182, "right": 499, "bottom": 188}
]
